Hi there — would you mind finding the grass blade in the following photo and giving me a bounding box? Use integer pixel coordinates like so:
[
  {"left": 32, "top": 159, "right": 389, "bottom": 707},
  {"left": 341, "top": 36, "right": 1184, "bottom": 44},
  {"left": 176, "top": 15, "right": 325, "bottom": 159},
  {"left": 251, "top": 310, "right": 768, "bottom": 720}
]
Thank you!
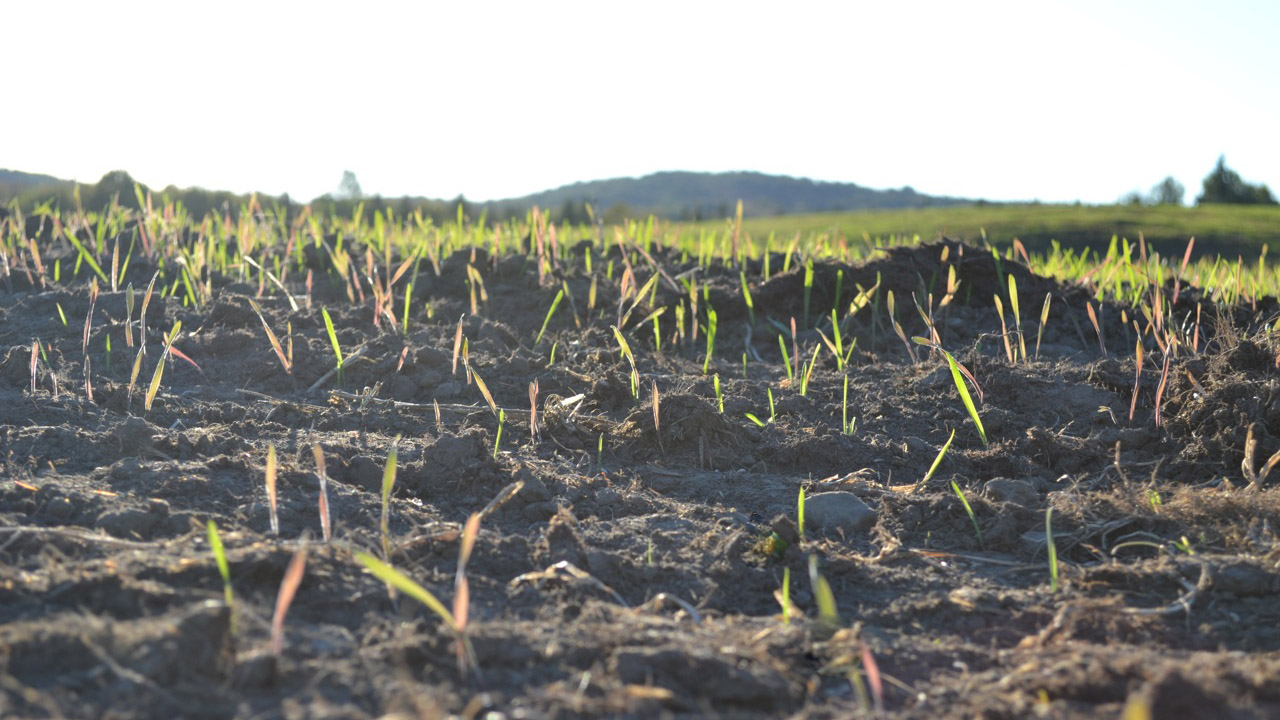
[
  {"left": 271, "top": 542, "right": 308, "bottom": 658},
  {"left": 944, "top": 350, "right": 987, "bottom": 445},
  {"left": 355, "top": 552, "right": 456, "bottom": 630},
  {"left": 950, "top": 480, "right": 984, "bottom": 549},
  {"left": 266, "top": 444, "right": 279, "bottom": 536},
  {"left": 144, "top": 320, "right": 182, "bottom": 413}
]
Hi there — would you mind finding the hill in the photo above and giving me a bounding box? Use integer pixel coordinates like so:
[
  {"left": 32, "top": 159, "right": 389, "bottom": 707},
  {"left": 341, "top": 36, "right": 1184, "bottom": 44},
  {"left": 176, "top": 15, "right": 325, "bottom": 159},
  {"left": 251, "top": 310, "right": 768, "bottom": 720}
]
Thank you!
[
  {"left": 488, "top": 170, "right": 971, "bottom": 220},
  {"left": 0, "top": 169, "right": 70, "bottom": 198}
]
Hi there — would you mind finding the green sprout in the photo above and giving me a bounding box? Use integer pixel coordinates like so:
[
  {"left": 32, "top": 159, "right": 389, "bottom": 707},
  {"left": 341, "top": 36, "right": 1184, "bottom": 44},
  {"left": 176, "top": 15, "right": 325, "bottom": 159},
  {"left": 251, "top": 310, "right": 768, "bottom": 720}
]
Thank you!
[
  {"left": 1046, "top": 506, "right": 1059, "bottom": 592},
  {"left": 535, "top": 288, "right": 564, "bottom": 346},
  {"left": 380, "top": 441, "right": 399, "bottom": 561},
  {"left": 797, "top": 487, "right": 806, "bottom": 540},
  {"left": 913, "top": 429, "right": 955, "bottom": 493},
  {"left": 703, "top": 308, "right": 718, "bottom": 374},
  {"left": 321, "top": 307, "right": 343, "bottom": 384},
  {"left": 950, "top": 480, "right": 984, "bottom": 549}
]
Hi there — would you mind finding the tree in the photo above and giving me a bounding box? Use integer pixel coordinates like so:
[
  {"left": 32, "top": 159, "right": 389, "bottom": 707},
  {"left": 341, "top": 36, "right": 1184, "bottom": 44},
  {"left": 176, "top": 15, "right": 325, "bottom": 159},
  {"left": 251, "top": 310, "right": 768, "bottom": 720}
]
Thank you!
[
  {"left": 1197, "top": 156, "right": 1276, "bottom": 205},
  {"left": 336, "top": 170, "right": 363, "bottom": 200},
  {"left": 1149, "top": 176, "right": 1185, "bottom": 205}
]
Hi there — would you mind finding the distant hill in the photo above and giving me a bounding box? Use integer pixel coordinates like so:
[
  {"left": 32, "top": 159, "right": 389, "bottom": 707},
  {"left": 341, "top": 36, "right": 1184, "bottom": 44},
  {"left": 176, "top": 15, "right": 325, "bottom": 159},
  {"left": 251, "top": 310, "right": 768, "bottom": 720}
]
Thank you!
[
  {"left": 1, "top": 168, "right": 973, "bottom": 224},
  {"left": 0, "top": 169, "right": 71, "bottom": 198},
  {"left": 486, "top": 171, "right": 972, "bottom": 220}
]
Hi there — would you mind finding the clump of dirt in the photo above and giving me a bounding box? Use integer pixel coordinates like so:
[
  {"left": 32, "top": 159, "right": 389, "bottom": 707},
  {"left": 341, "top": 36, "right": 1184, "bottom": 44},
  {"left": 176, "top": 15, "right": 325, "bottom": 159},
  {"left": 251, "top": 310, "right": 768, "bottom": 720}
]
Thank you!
[{"left": 2, "top": 236, "right": 1279, "bottom": 719}]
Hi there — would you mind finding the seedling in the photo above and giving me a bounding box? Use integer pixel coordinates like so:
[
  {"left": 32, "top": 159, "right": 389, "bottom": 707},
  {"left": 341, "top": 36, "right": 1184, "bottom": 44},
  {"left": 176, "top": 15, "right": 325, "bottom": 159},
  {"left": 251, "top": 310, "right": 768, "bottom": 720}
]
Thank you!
[
  {"left": 493, "top": 409, "right": 506, "bottom": 458},
  {"left": 611, "top": 325, "right": 639, "bottom": 399},
  {"left": 994, "top": 295, "right": 1014, "bottom": 364},
  {"left": 124, "top": 282, "right": 135, "bottom": 347},
  {"left": 206, "top": 519, "right": 235, "bottom": 611},
  {"left": 1008, "top": 274, "right": 1027, "bottom": 362},
  {"left": 1086, "top": 302, "right": 1106, "bottom": 356},
  {"left": 778, "top": 334, "right": 794, "bottom": 382},
  {"left": 950, "top": 480, "right": 984, "bottom": 549},
  {"left": 1129, "top": 339, "right": 1145, "bottom": 422},
  {"left": 471, "top": 368, "right": 498, "bottom": 416},
  {"left": 355, "top": 553, "right": 472, "bottom": 669},
  {"left": 945, "top": 348, "right": 986, "bottom": 446},
  {"left": 778, "top": 567, "right": 793, "bottom": 624},
  {"left": 703, "top": 308, "right": 718, "bottom": 374},
  {"left": 248, "top": 298, "right": 291, "bottom": 375},
  {"left": 799, "top": 343, "right": 820, "bottom": 397},
  {"left": 535, "top": 288, "right": 564, "bottom": 346},
  {"left": 739, "top": 270, "right": 755, "bottom": 326},
  {"left": 886, "top": 291, "right": 918, "bottom": 363},
  {"left": 713, "top": 374, "right": 724, "bottom": 413},
  {"left": 802, "top": 261, "right": 814, "bottom": 327},
  {"left": 797, "top": 487, "right": 806, "bottom": 540},
  {"left": 452, "top": 315, "right": 464, "bottom": 375},
  {"left": 265, "top": 444, "right": 279, "bottom": 536},
  {"left": 144, "top": 320, "right": 182, "bottom": 413},
  {"left": 912, "top": 428, "right": 955, "bottom": 494},
  {"left": 380, "top": 440, "right": 399, "bottom": 560},
  {"left": 1046, "top": 506, "right": 1060, "bottom": 592},
  {"left": 1035, "top": 292, "right": 1052, "bottom": 360},
  {"left": 651, "top": 380, "right": 664, "bottom": 454},
  {"left": 312, "top": 443, "right": 331, "bottom": 543},
  {"left": 809, "top": 555, "right": 841, "bottom": 630},
  {"left": 528, "top": 380, "right": 540, "bottom": 443},
  {"left": 271, "top": 542, "right": 308, "bottom": 658},
  {"left": 321, "top": 307, "right": 343, "bottom": 384},
  {"left": 841, "top": 374, "right": 856, "bottom": 435}
]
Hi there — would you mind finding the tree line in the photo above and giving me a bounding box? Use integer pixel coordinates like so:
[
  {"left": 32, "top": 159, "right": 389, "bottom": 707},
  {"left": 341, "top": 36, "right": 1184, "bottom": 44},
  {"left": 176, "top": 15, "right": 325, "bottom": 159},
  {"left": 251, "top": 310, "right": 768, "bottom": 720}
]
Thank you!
[{"left": 1122, "top": 156, "right": 1276, "bottom": 206}]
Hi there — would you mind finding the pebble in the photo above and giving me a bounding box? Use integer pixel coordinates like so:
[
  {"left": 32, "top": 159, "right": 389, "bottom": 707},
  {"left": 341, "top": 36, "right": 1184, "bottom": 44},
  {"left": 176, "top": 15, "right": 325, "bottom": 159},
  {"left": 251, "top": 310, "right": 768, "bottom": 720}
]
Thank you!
[
  {"left": 97, "top": 507, "right": 160, "bottom": 539},
  {"left": 803, "top": 492, "right": 877, "bottom": 533},
  {"left": 983, "top": 477, "right": 1039, "bottom": 509}
]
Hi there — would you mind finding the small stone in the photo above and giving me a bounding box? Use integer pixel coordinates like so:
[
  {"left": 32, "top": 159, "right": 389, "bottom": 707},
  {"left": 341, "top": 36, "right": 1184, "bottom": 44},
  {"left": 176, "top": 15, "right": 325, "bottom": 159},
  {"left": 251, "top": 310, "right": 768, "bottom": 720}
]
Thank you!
[
  {"left": 983, "top": 478, "right": 1038, "bottom": 509},
  {"left": 434, "top": 381, "right": 462, "bottom": 398},
  {"left": 46, "top": 496, "right": 76, "bottom": 520},
  {"left": 97, "top": 507, "right": 160, "bottom": 539},
  {"left": 803, "top": 492, "right": 877, "bottom": 534}
]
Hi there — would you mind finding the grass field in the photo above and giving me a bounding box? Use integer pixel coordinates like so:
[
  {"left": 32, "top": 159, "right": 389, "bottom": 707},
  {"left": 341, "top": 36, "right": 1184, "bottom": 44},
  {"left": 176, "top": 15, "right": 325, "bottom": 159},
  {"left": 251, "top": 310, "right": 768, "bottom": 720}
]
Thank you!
[{"left": 684, "top": 202, "right": 1280, "bottom": 260}]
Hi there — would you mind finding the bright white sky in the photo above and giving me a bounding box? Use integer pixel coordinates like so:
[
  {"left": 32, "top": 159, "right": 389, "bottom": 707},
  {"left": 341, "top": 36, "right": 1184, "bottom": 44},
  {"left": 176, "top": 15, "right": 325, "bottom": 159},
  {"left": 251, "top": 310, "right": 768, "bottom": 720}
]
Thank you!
[{"left": 5, "top": 0, "right": 1277, "bottom": 205}]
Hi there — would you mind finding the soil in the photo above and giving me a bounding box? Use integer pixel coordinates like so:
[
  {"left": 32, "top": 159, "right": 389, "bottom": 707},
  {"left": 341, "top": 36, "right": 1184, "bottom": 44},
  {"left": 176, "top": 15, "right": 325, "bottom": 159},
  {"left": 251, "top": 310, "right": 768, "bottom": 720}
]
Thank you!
[{"left": 2, "top": 237, "right": 1280, "bottom": 719}]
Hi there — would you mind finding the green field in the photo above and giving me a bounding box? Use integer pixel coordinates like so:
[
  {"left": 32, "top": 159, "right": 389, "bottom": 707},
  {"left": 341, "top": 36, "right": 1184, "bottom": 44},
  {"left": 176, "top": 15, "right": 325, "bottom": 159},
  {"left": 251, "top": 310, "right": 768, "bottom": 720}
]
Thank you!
[{"left": 684, "top": 202, "right": 1280, "bottom": 260}]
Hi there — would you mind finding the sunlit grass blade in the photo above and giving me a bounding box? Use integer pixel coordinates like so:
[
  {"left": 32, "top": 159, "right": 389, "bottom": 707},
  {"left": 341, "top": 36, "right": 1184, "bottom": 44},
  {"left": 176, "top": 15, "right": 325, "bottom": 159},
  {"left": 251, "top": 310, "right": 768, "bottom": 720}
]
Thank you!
[
  {"left": 266, "top": 444, "right": 279, "bottom": 536},
  {"left": 380, "top": 440, "right": 399, "bottom": 561},
  {"left": 321, "top": 307, "right": 343, "bottom": 382},
  {"left": 535, "top": 288, "right": 564, "bottom": 346},
  {"left": 1035, "top": 292, "right": 1052, "bottom": 360},
  {"left": 248, "top": 298, "right": 292, "bottom": 375},
  {"left": 1046, "top": 506, "right": 1060, "bottom": 592},
  {"left": 913, "top": 428, "right": 956, "bottom": 493},
  {"left": 206, "top": 519, "right": 235, "bottom": 610},
  {"left": 939, "top": 350, "right": 986, "bottom": 445},
  {"left": 471, "top": 368, "right": 498, "bottom": 416},
  {"left": 356, "top": 552, "right": 456, "bottom": 630},
  {"left": 311, "top": 443, "right": 332, "bottom": 542},
  {"left": 144, "top": 320, "right": 182, "bottom": 413},
  {"left": 950, "top": 480, "right": 984, "bottom": 549}
]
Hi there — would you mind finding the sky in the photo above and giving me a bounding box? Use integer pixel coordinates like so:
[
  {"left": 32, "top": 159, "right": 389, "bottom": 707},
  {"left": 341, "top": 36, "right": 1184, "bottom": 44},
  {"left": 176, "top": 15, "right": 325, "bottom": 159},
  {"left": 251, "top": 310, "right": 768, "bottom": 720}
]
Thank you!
[{"left": 5, "top": 0, "right": 1278, "bottom": 206}]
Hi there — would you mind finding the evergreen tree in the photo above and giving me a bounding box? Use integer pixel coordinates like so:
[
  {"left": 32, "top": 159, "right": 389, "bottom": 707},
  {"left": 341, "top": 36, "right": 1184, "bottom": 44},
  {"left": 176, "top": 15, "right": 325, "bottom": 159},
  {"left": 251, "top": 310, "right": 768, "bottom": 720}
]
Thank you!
[{"left": 1197, "top": 156, "right": 1276, "bottom": 205}]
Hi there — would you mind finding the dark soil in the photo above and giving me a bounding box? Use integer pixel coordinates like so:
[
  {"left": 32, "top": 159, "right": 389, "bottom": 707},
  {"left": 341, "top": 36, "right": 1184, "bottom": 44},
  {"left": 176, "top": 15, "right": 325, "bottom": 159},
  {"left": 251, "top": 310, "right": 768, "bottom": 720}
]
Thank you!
[{"left": 3, "top": 238, "right": 1280, "bottom": 719}]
